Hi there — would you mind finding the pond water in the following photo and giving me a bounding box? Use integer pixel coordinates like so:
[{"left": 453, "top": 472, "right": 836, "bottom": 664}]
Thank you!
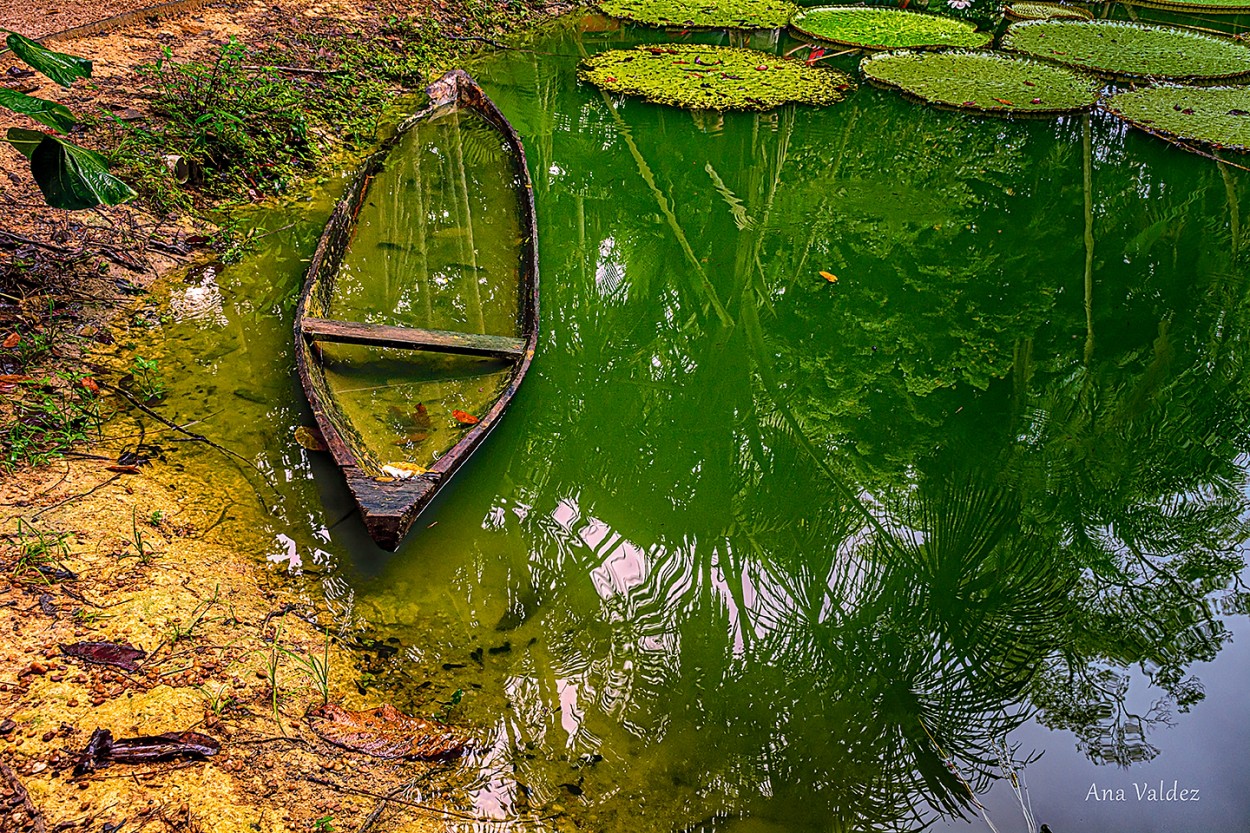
[{"left": 143, "top": 11, "right": 1250, "bottom": 832}]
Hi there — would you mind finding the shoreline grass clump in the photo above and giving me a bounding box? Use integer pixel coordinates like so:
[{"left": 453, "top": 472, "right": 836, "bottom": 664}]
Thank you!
[
  {"left": 790, "top": 7, "right": 992, "bottom": 50},
  {"left": 578, "top": 45, "right": 855, "bottom": 111},
  {"left": 861, "top": 50, "right": 1100, "bottom": 115},
  {"left": 596, "top": 0, "right": 798, "bottom": 30},
  {"left": 1105, "top": 85, "right": 1250, "bottom": 151},
  {"left": 1003, "top": 19, "right": 1250, "bottom": 81},
  {"left": 1005, "top": 2, "right": 1094, "bottom": 20}
]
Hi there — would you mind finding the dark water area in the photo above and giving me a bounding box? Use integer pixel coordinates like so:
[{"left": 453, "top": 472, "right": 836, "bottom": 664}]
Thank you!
[{"left": 144, "top": 11, "right": 1250, "bottom": 832}]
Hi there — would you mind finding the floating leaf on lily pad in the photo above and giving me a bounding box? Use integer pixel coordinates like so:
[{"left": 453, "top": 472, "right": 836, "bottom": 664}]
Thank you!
[
  {"left": 861, "top": 50, "right": 1100, "bottom": 115},
  {"left": 597, "top": 0, "right": 797, "bottom": 30},
  {"left": 307, "top": 703, "right": 472, "bottom": 760},
  {"left": 790, "top": 7, "right": 992, "bottom": 50},
  {"left": 1003, "top": 20, "right": 1250, "bottom": 81},
  {"left": 1105, "top": 85, "right": 1250, "bottom": 152},
  {"left": 578, "top": 45, "right": 855, "bottom": 111},
  {"left": 1005, "top": 2, "right": 1094, "bottom": 19}
]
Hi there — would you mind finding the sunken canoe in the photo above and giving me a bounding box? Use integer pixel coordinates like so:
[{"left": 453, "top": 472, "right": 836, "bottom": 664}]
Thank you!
[{"left": 294, "top": 70, "right": 539, "bottom": 550}]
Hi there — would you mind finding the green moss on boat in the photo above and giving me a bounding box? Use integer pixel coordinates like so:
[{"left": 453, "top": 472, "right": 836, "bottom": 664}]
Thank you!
[
  {"left": 578, "top": 45, "right": 855, "bottom": 111},
  {"left": 596, "top": 0, "right": 798, "bottom": 29},
  {"left": 861, "top": 50, "right": 1100, "bottom": 115},
  {"left": 1004, "top": 1, "right": 1094, "bottom": 20},
  {"left": 1003, "top": 19, "right": 1250, "bottom": 81},
  {"left": 790, "top": 6, "right": 992, "bottom": 50},
  {"left": 1105, "top": 85, "right": 1250, "bottom": 151}
]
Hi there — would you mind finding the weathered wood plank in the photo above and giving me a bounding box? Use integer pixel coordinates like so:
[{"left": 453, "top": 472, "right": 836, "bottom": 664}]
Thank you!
[{"left": 300, "top": 317, "right": 525, "bottom": 359}]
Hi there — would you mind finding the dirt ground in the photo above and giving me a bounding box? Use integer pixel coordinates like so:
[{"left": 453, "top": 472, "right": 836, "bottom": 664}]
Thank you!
[{"left": 0, "top": 0, "right": 568, "bottom": 830}]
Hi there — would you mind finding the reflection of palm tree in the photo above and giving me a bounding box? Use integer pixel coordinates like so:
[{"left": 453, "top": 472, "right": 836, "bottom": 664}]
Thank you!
[{"left": 350, "top": 31, "right": 1250, "bottom": 830}]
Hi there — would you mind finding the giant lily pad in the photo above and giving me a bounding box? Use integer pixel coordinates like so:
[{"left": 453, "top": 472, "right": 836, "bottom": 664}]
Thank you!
[
  {"left": 1105, "top": 85, "right": 1250, "bottom": 151},
  {"left": 578, "top": 45, "right": 855, "bottom": 111},
  {"left": 596, "top": 0, "right": 798, "bottom": 29},
  {"left": 1005, "top": 2, "right": 1094, "bottom": 20},
  {"left": 790, "top": 7, "right": 992, "bottom": 50},
  {"left": 1123, "top": 0, "right": 1250, "bottom": 12},
  {"left": 1003, "top": 20, "right": 1250, "bottom": 81},
  {"left": 862, "top": 50, "right": 1100, "bottom": 115}
]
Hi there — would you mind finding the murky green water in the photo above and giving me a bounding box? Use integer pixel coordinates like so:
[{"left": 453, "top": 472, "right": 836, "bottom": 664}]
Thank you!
[{"left": 139, "top": 10, "right": 1250, "bottom": 832}]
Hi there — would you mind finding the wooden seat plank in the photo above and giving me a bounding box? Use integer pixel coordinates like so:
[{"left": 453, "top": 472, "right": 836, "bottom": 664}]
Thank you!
[{"left": 301, "top": 317, "right": 525, "bottom": 359}]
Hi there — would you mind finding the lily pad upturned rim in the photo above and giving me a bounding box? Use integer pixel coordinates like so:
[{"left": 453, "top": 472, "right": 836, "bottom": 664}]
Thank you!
[
  {"left": 861, "top": 49, "right": 1101, "bottom": 117},
  {"left": 1004, "top": 1, "right": 1095, "bottom": 20},
  {"left": 594, "top": 0, "right": 799, "bottom": 30},
  {"left": 578, "top": 45, "right": 856, "bottom": 112},
  {"left": 789, "top": 6, "right": 993, "bottom": 51},
  {"left": 1104, "top": 84, "right": 1250, "bottom": 152},
  {"left": 1002, "top": 19, "right": 1250, "bottom": 82},
  {"left": 1120, "top": 0, "right": 1250, "bottom": 13}
]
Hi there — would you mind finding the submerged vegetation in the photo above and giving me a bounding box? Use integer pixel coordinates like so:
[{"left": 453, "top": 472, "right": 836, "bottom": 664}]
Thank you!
[
  {"left": 1002, "top": 19, "right": 1250, "bottom": 80},
  {"left": 578, "top": 45, "right": 855, "bottom": 111},
  {"left": 790, "top": 6, "right": 992, "bottom": 50},
  {"left": 861, "top": 50, "right": 1100, "bottom": 115},
  {"left": 596, "top": 0, "right": 798, "bottom": 29},
  {"left": 1105, "top": 85, "right": 1250, "bottom": 151}
]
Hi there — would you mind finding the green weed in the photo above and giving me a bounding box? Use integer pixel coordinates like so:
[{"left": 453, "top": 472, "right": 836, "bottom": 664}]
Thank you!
[
  {"left": 1, "top": 373, "right": 102, "bottom": 471},
  {"left": 129, "top": 355, "right": 166, "bottom": 401},
  {"left": 278, "top": 626, "right": 333, "bottom": 707},
  {"left": 10, "top": 519, "right": 69, "bottom": 577}
]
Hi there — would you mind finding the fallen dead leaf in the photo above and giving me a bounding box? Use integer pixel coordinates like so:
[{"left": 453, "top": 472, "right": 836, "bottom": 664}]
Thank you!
[
  {"left": 294, "top": 425, "right": 327, "bottom": 451},
  {"left": 307, "top": 703, "right": 471, "bottom": 760}
]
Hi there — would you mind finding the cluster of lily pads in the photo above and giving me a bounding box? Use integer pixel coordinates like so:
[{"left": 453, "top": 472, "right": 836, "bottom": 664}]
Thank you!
[{"left": 577, "top": 0, "right": 1250, "bottom": 152}]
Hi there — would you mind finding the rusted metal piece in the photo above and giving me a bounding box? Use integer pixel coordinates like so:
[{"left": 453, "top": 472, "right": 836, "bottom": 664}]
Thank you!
[{"left": 294, "top": 70, "right": 539, "bottom": 551}]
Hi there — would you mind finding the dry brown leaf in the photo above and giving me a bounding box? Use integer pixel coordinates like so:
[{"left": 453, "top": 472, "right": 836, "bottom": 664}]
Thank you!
[
  {"left": 2, "top": 332, "right": 20, "bottom": 349},
  {"left": 307, "top": 703, "right": 471, "bottom": 760}
]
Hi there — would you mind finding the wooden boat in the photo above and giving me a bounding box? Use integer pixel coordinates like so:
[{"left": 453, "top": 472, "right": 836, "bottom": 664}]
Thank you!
[{"left": 294, "top": 70, "right": 538, "bottom": 550}]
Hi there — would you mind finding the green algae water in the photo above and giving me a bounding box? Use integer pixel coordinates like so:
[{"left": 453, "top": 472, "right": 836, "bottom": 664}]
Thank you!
[{"left": 139, "top": 11, "right": 1250, "bottom": 832}]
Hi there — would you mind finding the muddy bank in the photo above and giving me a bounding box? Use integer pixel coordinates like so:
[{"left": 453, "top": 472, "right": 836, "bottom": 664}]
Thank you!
[
  {"left": 1, "top": 0, "right": 569, "bottom": 829},
  {"left": 0, "top": 452, "right": 482, "bottom": 832}
]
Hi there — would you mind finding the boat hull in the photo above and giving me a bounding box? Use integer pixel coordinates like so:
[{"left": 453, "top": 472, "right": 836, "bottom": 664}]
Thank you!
[{"left": 294, "top": 70, "right": 539, "bottom": 551}]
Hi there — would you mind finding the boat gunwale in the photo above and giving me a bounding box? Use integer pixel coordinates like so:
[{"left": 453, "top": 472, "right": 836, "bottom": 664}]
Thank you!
[{"left": 293, "top": 69, "right": 540, "bottom": 549}]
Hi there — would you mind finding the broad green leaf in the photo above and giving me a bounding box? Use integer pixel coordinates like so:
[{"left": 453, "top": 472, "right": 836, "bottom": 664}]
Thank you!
[
  {"left": 4, "top": 32, "right": 93, "bottom": 88},
  {"left": 0, "top": 88, "right": 76, "bottom": 132},
  {"left": 5, "top": 127, "right": 46, "bottom": 159},
  {"left": 30, "top": 135, "right": 135, "bottom": 210}
]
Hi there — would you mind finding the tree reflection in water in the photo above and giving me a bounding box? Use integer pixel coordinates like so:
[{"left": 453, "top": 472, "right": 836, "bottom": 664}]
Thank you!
[{"left": 324, "top": 19, "right": 1250, "bottom": 832}]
